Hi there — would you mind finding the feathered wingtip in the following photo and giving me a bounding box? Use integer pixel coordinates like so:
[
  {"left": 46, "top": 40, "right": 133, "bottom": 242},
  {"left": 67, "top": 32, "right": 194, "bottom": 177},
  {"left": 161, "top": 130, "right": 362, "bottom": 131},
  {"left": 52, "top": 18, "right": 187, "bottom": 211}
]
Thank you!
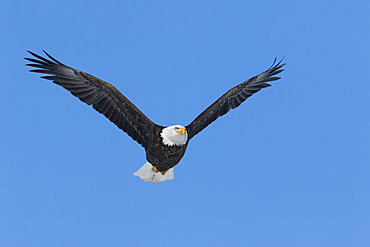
[
  {"left": 260, "top": 57, "right": 286, "bottom": 85},
  {"left": 268, "top": 57, "right": 285, "bottom": 69},
  {"left": 24, "top": 50, "right": 65, "bottom": 65},
  {"left": 268, "top": 57, "right": 286, "bottom": 74},
  {"left": 24, "top": 50, "right": 70, "bottom": 80},
  {"left": 24, "top": 50, "right": 67, "bottom": 77}
]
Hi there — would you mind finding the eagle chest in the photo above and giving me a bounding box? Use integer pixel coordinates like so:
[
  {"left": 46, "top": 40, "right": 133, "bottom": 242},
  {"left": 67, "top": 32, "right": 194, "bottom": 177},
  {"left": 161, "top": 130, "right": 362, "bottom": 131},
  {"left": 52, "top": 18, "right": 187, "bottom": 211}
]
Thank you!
[{"left": 146, "top": 140, "right": 188, "bottom": 172}]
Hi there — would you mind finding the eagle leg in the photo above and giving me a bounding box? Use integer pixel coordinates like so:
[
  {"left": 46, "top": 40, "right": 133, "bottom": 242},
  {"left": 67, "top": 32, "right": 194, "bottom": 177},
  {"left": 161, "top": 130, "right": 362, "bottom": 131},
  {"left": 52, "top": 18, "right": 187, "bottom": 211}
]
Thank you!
[
  {"left": 161, "top": 170, "right": 169, "bottom": 175},
  {"left": 152, "top": 166, "right": 169, "bottom": 175},
  {"left": 152, "top": 166, "right": 160, "bottom": 173}
]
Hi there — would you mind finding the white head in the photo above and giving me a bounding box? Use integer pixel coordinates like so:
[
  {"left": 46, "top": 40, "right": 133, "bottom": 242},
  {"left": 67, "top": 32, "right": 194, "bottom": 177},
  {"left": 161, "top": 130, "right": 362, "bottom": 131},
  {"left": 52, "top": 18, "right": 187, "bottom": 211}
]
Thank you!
[{"left": 160, "top": 125, "right": 188, "bottom": 146}]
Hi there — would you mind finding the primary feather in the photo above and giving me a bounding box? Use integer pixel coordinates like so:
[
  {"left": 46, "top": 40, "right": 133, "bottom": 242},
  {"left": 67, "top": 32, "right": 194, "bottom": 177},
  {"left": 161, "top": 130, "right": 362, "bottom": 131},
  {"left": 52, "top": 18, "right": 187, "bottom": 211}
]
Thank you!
[
  {"left": 186, "top": 58, "right": 285, "bottom": 139},
  {"left": 25, "top": 50, "right": 158, "bottom": 149}
]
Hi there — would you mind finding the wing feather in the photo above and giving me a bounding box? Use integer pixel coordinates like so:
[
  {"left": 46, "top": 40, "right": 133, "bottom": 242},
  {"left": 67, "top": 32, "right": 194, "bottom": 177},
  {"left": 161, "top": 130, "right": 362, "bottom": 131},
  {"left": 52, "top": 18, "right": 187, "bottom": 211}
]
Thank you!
[
  {"left": 25, "top": 50, "right": 159, "bottom": 149},
  {"left": 186, "top": 59, "right": 285, "bottom": 140}
]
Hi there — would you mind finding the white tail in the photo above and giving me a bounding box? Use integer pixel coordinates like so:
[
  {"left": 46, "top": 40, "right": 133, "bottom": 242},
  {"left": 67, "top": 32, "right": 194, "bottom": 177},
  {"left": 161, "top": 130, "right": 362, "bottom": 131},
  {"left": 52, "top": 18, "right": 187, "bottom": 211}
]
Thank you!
[{"left": 133, "top": 162, "right": 174, "bottom": 183}]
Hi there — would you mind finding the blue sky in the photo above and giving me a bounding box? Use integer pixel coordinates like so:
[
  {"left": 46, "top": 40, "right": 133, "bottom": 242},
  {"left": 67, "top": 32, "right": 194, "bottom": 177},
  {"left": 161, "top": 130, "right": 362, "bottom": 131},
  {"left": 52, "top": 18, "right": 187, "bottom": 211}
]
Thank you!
[{"left": 1, "top": 0, "right": 369, "bottom": 246}]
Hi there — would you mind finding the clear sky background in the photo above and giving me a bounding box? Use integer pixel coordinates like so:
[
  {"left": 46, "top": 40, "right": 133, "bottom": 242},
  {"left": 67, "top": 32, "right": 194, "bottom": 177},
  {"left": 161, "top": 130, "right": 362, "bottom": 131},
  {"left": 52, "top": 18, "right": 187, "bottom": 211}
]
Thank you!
[{"left": 1, "top": 1, "right": 369, "bottom": 246}]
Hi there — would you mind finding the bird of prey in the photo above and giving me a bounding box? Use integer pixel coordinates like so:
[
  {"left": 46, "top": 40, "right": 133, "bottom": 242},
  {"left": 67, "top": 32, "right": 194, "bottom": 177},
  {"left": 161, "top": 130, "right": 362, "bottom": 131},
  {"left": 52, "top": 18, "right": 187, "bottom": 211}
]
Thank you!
[{"left": 25, "top": 51, "right": 285, "bottom": 183}]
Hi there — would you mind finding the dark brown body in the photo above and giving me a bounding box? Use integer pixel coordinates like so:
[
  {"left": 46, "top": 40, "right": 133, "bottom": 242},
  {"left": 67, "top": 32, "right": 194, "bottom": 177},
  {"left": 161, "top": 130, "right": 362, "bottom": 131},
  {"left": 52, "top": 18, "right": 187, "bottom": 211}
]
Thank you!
[{"left": 146, "top": 127, "right": 188, "bottom": 172}]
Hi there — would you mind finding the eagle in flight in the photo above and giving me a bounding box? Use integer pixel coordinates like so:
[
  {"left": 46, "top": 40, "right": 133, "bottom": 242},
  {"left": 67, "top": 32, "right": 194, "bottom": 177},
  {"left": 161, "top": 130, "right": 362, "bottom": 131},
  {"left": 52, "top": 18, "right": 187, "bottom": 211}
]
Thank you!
[{"left": 25, "top": 51, "right": 285, "bottom": 183}]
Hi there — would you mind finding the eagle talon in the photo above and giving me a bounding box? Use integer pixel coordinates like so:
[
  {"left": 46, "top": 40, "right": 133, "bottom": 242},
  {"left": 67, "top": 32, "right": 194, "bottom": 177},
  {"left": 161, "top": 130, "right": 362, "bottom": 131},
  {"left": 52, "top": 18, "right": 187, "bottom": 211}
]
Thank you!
[{"left": 152, "top": 166, "right": 168, "bottom": 175}]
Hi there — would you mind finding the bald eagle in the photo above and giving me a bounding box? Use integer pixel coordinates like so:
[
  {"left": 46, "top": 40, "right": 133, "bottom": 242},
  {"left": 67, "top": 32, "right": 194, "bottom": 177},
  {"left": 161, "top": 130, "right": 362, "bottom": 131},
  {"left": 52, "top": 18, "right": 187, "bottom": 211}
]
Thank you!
[{"left": 25, "top": 51, "right": 285, "bottom": 183}]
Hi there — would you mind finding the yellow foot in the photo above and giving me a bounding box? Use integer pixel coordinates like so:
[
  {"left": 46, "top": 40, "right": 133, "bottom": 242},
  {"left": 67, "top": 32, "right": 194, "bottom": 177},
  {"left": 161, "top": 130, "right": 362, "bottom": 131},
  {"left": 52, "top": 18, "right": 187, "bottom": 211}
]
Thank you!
[
  {"left": 152, "top": 166, "right": 160, "bottom": 173},
  {"left": 152, "top": 166, "right": 169, "bottom": 175}
]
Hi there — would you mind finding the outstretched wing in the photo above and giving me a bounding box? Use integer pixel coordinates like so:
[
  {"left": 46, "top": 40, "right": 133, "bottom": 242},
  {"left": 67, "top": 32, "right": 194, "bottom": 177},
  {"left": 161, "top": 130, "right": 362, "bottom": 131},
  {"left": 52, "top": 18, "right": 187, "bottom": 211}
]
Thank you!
[
  {"left": 186, "top": 59, "right": 285, "bottom": 140},
  {"left": 25, "top": 50, "right": 158, "bottom": 150}
]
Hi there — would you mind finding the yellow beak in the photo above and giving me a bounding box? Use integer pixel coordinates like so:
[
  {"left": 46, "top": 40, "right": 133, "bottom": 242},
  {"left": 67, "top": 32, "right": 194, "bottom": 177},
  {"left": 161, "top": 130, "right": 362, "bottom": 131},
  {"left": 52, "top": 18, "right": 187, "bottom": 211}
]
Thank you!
[{"left": 176, "top": 127, "right": 185, "bottom": 135}]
